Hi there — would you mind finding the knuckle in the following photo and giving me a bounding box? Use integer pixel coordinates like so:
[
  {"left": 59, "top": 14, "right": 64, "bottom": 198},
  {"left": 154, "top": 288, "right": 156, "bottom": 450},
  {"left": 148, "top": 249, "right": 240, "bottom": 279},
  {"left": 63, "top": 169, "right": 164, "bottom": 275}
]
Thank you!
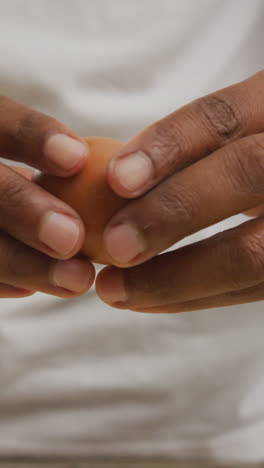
[
  {"left": 195, "top": 94, "right": 241, "bottom": 142},
  {"left": 136, "top": 184, "right": 197, "bottom": 242},
  {"left": 14, "top": 110, "right": 44, "bottom": 147},
  {"left": 0, "top": 109, "right": 44, "bottom": 158},
  {"left": 149, "top": 117, "right": 188, "bottom": 171},
  {"left": 249, "top": 135, "right": 264, "bottom": 190},
  {"left": 228, "top": 135, "right": 264, "bottom": 193},
  {"left": 0, "top": 172, "right": 29, "bottom": 215},
  {"left": 158, "top": 182, "right": 197, "bottom": 225},
  {"left": 10, "top": 109, "right": 56, "bottom": 155},
  {"left": 229, "top": 231, "right": 264, "bottom": 286}
]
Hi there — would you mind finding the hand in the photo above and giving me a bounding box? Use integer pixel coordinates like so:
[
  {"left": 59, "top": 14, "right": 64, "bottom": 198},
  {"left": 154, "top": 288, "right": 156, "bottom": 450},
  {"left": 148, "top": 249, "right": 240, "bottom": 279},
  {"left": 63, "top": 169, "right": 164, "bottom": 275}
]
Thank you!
[
  {"left": 0, "top": 96, "right": 94, "bottom": 298},
  {"left": 96, "top": 70, "right": 264, "bottom": 312}
]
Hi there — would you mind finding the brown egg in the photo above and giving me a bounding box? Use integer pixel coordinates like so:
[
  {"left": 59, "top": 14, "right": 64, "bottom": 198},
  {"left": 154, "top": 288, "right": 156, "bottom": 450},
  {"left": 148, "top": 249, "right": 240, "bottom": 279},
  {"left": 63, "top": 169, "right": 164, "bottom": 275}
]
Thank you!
[{"left": 36, "top": 137, "right": 127, "bottom": 264}]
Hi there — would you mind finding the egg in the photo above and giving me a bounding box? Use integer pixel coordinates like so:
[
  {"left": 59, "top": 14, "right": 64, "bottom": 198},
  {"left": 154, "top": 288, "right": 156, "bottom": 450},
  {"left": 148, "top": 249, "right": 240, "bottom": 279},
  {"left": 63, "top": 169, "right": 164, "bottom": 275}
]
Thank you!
[{"left": 36, "top": 137, "right": 127, "bottom": 264}]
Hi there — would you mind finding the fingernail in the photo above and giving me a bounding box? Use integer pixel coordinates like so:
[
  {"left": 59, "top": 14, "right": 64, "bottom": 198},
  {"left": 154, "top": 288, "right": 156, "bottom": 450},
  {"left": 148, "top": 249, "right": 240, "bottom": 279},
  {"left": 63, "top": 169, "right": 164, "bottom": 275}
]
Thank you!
[
  {"left": 104, "top": 223, "right": 145, "bottom": 264},
  {"left": 97, "top": 268, "right": 127, "bottom": 304},
  {"left": 111, "top": 151, "right": 153, "bottom": 192},
  {"left": 52, "top": 258, "right": 92, "bottom": 292},
  {"left": 44, "top": 134, "right": 89, "bottom": 170},
  {"left": 39, "top": 212, "right": 80, "bottom": 256}
]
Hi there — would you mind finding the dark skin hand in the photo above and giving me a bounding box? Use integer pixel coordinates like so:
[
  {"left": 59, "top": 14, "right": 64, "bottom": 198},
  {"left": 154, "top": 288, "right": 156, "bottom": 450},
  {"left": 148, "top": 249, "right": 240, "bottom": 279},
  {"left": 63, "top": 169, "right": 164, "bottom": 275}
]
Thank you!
[
  {"left": 0, "top": 96, "right": 94, "bottom": 298},
  {"left": 96, "top": 70, "right": 264, "bottom": 313}
]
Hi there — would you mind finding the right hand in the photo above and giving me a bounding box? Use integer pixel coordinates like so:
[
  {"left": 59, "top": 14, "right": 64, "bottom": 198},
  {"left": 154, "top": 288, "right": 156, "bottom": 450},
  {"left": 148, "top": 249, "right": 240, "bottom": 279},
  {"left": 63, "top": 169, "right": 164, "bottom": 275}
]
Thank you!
[{"left": 0, "top": 95, "right": 95, "bottom": 298}]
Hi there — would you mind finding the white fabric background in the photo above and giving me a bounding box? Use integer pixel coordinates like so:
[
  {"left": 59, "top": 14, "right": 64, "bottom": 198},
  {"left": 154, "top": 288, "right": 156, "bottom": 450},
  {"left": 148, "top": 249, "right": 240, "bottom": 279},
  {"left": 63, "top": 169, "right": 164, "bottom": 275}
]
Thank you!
[{"left": 0, "top": 0, "right": 264, "bottom": 462}]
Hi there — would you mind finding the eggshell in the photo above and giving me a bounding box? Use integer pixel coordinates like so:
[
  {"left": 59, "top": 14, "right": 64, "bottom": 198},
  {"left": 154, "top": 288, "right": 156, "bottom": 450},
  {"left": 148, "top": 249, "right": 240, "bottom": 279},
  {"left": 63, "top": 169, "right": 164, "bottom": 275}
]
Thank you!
[{"left": 36, "top": 137, "right": 127, "bottom": 264}]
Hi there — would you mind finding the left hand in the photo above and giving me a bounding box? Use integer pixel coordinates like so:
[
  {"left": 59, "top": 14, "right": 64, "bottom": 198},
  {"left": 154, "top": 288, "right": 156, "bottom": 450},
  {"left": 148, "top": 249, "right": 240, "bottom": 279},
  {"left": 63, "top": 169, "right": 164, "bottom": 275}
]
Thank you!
[{"left": 96, "top": 70, "right": 264, "bottom": 313}]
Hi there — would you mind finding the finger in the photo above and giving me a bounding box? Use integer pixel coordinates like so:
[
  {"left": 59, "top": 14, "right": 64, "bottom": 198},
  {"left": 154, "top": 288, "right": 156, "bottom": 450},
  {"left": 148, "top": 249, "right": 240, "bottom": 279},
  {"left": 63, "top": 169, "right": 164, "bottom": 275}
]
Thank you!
[
  {"left": 12, "top": 166, "right": 34, "bottom": 180},
  {"left": 108, "top": 70, "right": 264, "bottom": 198},
  {"left": 104, "top": 132, "right": 264, "bottom": 266},
  {"left": 0, "top": 95, "right": 89, "bottom": 176},
  {"left": 0, "top": 232, "right": 95, "bottom": 298},
  {"left": 0, "top": 284, "right": 36, "bottom": 299},
  {"left": 129, "top": 282, "right": 264, "bottom": 313},
  {"left": 0, "top": 164, "right": 86, "bottom": 259},
  {"left": 97, "top": 216, "right": 264, "bottom": 308}
]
